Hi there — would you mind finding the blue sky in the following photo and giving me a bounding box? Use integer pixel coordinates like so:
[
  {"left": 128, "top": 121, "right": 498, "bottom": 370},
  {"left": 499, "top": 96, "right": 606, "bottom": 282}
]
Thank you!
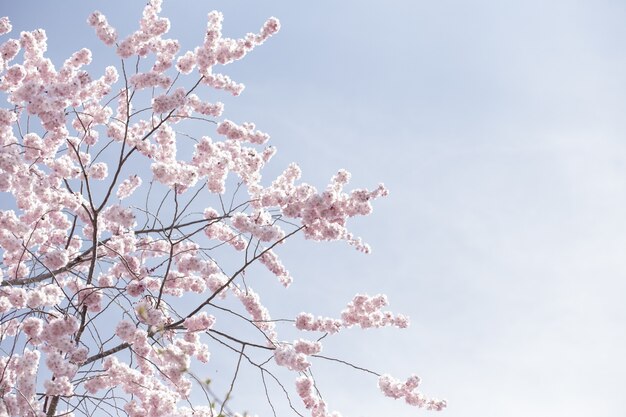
[{"left": 4, "top": 1, "right": 626, "bottom": 416}]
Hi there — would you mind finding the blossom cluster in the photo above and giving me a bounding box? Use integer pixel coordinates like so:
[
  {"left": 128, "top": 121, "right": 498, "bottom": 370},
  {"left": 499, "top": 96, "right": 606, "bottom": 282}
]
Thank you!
[
  {"left": 378, "top": 374, "right": 447, "bottom": 411},
  {"left": 294, "top": 293, "right": 410, "bottom": 335},
  {"left": 117, "top": 174, "right": 143, "bottom": 199},
  {"left": 0, "top": 349, "right": 40, "bottom": 416},
  {"left": 183, "top": 312, "right": 215, "bottom": 332},
  {"left": 295, "top": 376, "right": 343, "bottom": 417},
  {"left": 341, "top": 293, "right": 410, "bottom": 329}
]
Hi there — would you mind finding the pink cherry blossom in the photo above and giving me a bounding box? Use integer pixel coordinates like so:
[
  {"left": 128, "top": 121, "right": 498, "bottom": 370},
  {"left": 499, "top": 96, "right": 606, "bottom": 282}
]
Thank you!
[
  {"left": 378, "top": 374, "right": 447, "bottom": 411},
  {"left": 0, "top": 17, "right": 12, "bottom": 36},
  {"left": 183, "top": 312, "right": 215, "bottom": 332},
  {"left": 274, "top": 344, "right": 310, "bottom": 371},
  {"left": 87, "top": 11, "right": 118, "bottom": 45},
  {"left": 117, "top": 175, "right": 143, "bottom": 199}
]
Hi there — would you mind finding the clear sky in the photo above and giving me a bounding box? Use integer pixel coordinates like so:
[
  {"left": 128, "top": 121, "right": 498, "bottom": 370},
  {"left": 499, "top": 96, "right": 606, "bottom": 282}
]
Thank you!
[{"left": 4, "top": 1, "right": 626, "bottom": 416}]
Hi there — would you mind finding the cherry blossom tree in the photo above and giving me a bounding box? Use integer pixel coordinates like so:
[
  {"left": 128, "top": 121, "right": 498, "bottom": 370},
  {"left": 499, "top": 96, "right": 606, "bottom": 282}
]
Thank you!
[{"left": 0, "top": 2, "right": 446, "bottom": 416}]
